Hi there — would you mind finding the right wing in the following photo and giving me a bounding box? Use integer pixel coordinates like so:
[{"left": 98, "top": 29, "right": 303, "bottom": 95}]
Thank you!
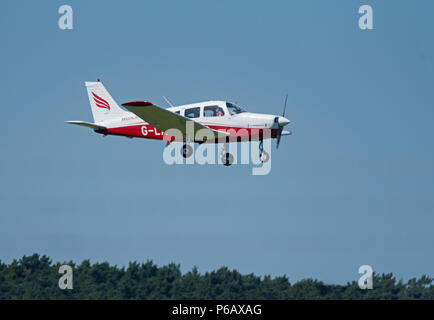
[{"left": 121, "top": 101, "right": 229, "bottom": 142}]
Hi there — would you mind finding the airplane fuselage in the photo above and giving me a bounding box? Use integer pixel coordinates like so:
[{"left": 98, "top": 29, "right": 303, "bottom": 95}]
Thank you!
[{"left": 94, "top": 100, "right": 290, "bottom": 143}]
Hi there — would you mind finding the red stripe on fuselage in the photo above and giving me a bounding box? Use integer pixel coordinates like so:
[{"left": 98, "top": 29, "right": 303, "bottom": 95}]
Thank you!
[
  {"left": 101, "top": 124, "right": 278, "bottom": 141},
  {"left": 106, "top": 125, "right": 170, "bottom": 141}
]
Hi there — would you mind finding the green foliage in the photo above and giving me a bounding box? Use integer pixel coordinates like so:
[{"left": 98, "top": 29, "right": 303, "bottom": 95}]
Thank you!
[{"left": 0, "top": 254, "right": 432, "bottom": 300}]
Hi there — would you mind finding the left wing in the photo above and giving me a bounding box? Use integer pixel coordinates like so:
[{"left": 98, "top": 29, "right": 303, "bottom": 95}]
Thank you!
[{"left": 121, "top": 101, "right": 229, "bottom": 142}]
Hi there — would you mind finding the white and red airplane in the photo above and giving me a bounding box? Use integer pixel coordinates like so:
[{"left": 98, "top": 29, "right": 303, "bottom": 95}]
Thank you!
[{"left": 66, "top": 81, "right": 292, "bottom": 165}]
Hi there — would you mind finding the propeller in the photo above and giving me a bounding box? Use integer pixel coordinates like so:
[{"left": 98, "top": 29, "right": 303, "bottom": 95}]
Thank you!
[{"left": 275, "top": 94, "right": 288, "bottom": 149}]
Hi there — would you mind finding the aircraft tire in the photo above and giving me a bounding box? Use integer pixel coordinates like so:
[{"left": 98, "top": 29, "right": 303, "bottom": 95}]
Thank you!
[
  {"left": 260, "top": 151, "right": 270, "bottom": 163},
  {"left": 181, "top": 144, "right": 193, "bottom": 158},
  {"left": 222, "top": 152, "right": 234, "bottom": 166}
]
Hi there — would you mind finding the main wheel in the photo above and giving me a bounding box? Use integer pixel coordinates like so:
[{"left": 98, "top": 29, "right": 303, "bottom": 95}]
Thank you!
[
  {"left": 181, "top": 144, "right": 193, "bottom": 158},
  {"left": 222, "top": 152, "right": 234, "bottom": 166},
  {"left": 260, "top": 151, "right": 270, "bottom": 163}
]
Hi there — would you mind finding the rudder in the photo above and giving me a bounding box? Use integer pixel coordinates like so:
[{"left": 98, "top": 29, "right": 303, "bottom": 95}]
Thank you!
[{"left": 85, "top": 81, "right": 127, "bottom": 123}]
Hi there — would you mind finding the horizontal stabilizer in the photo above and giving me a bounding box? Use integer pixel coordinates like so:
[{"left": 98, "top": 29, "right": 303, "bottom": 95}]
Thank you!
[{"left": 65, "top": 121, "right": 106, "bottom": 130}]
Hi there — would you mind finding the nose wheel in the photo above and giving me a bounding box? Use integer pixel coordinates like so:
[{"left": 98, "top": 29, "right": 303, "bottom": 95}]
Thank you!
[
  {"left": 260, "top": 151, "right": 270, "bottom": 163},
  {"left": 259, "top": 139, "right": 269, "bottom": 163}
]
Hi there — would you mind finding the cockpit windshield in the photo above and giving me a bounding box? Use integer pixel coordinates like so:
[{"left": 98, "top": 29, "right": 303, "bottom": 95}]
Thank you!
[{"left": 226, "top": 102, "right": 246, "bottom": 115}]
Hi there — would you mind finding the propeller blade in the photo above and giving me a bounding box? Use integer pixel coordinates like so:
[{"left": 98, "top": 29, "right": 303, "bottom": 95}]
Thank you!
[
  {"left": 282, "top": 94, "right": 288, "bottom": 117},
  {"left": 276, "top": 127, "right": 283, "bottom": 149},
  {"left": 276, "top": 94, "right": 289, "bottom": 149}
]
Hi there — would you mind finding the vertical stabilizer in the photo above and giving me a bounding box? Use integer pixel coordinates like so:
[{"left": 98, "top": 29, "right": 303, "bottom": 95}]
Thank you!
[{"left": 85, "top": 81, "right": 127, "bottom": 123}]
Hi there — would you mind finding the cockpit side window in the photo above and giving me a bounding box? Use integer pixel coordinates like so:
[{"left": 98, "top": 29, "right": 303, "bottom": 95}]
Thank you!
[
  {"left": 226, "top": 102, "right": 246, "bottom": 115},
  {"left": 184, "top": 107, "right": 200, "bottom": 118},
  {"left": 204, "top": 105, "right": 225, "bottom": 117}
]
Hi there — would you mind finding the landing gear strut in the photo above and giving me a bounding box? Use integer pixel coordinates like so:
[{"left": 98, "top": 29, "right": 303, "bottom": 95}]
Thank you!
[
  {"left": 220, "top": 139, "right": 234, "bottom": 166},
  {"left": 259, "top": 139, "right": 270, "bottom": 163}
]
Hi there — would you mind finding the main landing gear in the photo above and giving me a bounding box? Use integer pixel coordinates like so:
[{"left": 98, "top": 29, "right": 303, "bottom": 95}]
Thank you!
[
  {"left": 181, "top": 144, "right": 193, "bottom": 158},
  {"left": 181, "top": 141, "right": 234, "bottom": 166},
  {"left": 180, "top": 139, "right": 269, "bottom": 165},
  {"left": 220, "top": 140, "right": 234, "bottom": 166}
]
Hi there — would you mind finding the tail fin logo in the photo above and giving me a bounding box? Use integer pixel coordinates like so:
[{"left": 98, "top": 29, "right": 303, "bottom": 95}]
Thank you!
[{"left": 92, "top": 92, "right": 110, "bottom": 110}]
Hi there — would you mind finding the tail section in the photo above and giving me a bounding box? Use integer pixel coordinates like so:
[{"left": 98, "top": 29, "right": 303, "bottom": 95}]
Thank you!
[{"left": 85, "top": 81, "right": 127, "bottom": 123}]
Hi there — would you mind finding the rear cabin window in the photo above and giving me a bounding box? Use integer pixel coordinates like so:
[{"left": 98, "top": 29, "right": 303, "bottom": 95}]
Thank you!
[
  {"left": 184, "top": 107, "right": 200, "bottom": 118},
  {"left": 204, "top": 105, "right": 225, "bottom": 117}
]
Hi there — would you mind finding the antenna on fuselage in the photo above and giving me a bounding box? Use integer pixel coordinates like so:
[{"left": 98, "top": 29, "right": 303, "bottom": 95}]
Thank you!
[{"left": 162, "top": 96, "right": 175, "bottom": 108}]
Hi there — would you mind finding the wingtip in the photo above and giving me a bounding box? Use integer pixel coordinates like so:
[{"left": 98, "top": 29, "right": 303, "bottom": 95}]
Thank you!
[{"left": 122, "top": 101, "right": 153, "bottom": 107}]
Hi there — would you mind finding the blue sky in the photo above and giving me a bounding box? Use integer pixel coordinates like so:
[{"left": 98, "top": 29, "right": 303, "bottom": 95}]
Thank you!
[{"left": 0, "top": 0, "right": 433, "bottom": 284}]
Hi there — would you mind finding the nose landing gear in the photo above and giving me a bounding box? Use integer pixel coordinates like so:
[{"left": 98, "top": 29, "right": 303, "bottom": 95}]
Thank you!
[{"left": 259, "top": 139, "right": 270, "bottom": 163}]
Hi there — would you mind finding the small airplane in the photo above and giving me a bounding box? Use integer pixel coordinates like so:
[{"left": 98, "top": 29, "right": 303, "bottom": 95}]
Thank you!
[{"left": 66, "top": 80, "right": 292, "bottom": 166}]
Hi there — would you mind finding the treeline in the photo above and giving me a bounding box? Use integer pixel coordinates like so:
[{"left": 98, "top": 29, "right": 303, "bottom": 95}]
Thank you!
[{"left": 0, "top": 254, "right": 433, "bottom": 299}]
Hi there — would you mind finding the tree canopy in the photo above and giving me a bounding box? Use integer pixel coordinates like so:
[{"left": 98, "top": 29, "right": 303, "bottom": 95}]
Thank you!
[{"left": 0, "top": 254, "right": 432, "bottom": 300}]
